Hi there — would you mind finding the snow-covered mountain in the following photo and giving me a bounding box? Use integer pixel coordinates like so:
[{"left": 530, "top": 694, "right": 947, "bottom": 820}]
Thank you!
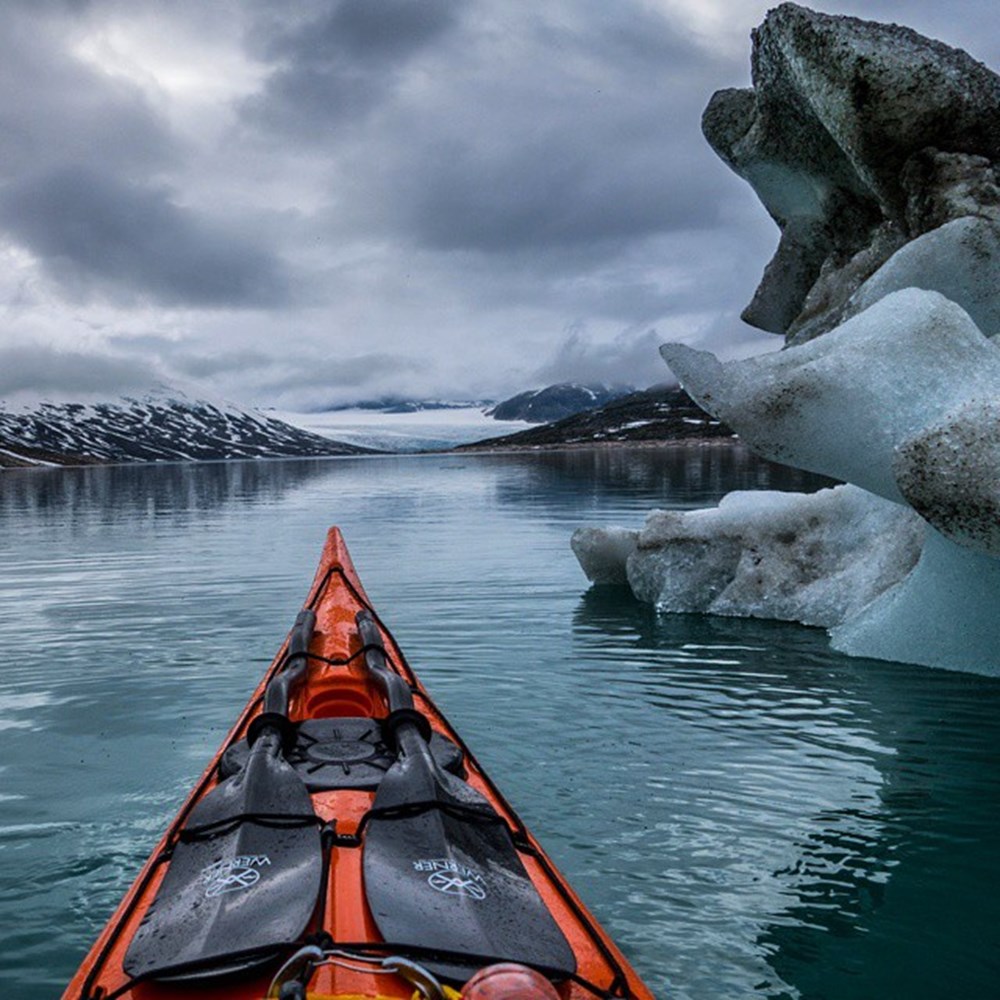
[
  {"left": 487, "top": 383, "right": 634, "bottom": 423},
  {"left": 0, "top": 389, "right": 373, "bottom": 468},
  {"left": 460, "top": 385, "right": 733, "bottom": 449}
]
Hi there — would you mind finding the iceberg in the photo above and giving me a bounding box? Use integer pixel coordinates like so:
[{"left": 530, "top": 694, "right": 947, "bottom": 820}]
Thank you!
[
  {"left": 813, "top": 217, "right": 1000, "bottom": 344},
  {"left": 661, "top": 288, "right": 1000, "bottom": 523},
  {"left": 831, "top": 530, "right": 1000, "bottom": 672},
  {"left": 656, "top": 290, "right": 1000, "bottom": 671},
  {"left": 573, "top": 485, "right": 922, "bottom": 628},
  {"left": 575, "top": 5, "right": 1000, "bottom": 674},
  {"left": 572, "top": 526, "right": 638, "bottom": 586}
]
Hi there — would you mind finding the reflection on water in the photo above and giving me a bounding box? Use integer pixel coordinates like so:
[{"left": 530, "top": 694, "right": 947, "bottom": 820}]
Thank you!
[
  {"left": 488, "top": 444, "right": 834, "bottom": 514},
  {"left": 0, "top": 451, "right": 996, "bottom": 1000},
  {"left": 0, "top": 445, "right": 830, "bottom": 529},
  {"left": 573, "top": 589, "right": 1000, "bottom": 999},
  {"left": 0, "top": 446, "right": 831, "bottom": 534},
  {"left": 0, "top": 458, "right": 343, "bottom": 524},
  {"left": 759, "top": 661, "right": 1000, "bottom": 999}
]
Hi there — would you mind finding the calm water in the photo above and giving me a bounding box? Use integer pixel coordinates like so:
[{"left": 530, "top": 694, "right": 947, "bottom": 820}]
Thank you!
[{"left": 1, "top": 449, "right": 998, "bottom": 1000}]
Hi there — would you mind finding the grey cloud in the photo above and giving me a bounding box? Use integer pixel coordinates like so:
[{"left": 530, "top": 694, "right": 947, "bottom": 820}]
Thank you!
[
  {"left": 3, "top": 0, "right": 991, "bottom": 410},
  {"left": 238, "top": 351, "right": 436, "bottom": 410},
  {"left": 0, "top": 167, "right": 291, "bottom": 308},
  {"left": 0, "top": 7, "right": 174, "bottom": 180},
  {"left": 104, "top": 333, "right": 187, "bottom": 354},
  {"left": 261, "top": 0, "right": 457, "bottom": 63},
  {"left": 578, "top": 280, "right": 694, "bottom": 327},
  {"left": 170, "top": 349, "right": 278, "bottom": 379},
  {"left": 241, "top": 0, "right": 735, "bottom": 256},
  {"left": 534, "top": 326, "right": 669, "bottom": 388},
  {"left": 241, "top": 0, "right": 458, "bottom": 137},
  {"left": 663, "top": 309, "right": 785, "bottom": 365},
  {"left": 326, "top": 5, "right": 736, "bottom": 257},
  {"left": 0, "top": 5, "right": 286, "bottom": 312},
  {"left": 0, "top": 345, "right": 159, "bottom": 395},
  {"left": 414, "top": 212, "right": 777, "bottom": 333},
  {"left": 241, "top": 65, "right": 384, "bottom": 131},
  {"left": 257, "top": 352, "right": 426, "bottom": 396},
  {"left": 2, "top": 0, "right": 94, "bottom": 10},
  {"left": 535, "top": 1, "right": 711, "bottom": 72},
  {"left": 395, "top": 142, "right": 727, "bottom": 254},
  {"left": 107, "top": 336, "right": 277, "bottom": 378}
]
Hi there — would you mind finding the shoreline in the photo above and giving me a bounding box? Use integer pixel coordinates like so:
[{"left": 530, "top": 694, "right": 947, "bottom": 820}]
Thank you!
[
  {"left": 450, "top": 434, "right": 741, "bottom": 454},
  {"left": 0, "top": 435, "right": 745, "bottom": 471}
]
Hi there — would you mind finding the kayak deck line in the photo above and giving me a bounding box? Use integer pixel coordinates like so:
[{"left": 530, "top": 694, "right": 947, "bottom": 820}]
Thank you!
[{"left": 63, "top": 527, "right": 656, "bottom": 1000}]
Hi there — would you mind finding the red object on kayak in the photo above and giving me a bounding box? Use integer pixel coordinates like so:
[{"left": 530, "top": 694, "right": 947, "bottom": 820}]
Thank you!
[
  {"left": 464, "top": 963, "right": 563, "bottom": 1000},
  {"left": 62, "top": 528, "right": 656, "bottom": 1000}
]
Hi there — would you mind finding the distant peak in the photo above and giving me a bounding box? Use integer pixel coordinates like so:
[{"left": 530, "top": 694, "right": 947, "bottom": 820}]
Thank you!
[{"left": 487, "top": 382, "right": 635, "bottom": 423}]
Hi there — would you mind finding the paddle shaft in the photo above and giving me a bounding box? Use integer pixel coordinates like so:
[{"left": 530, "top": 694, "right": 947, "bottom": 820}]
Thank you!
[
  {"left": 356, "top": 609, "right": 443, "bottom": 777},
  {"left": 356, "top": 611, "right": 414, "bottom": 714},
  {"left": 264, "top": 609, "right": 317, "bottom": 716}
]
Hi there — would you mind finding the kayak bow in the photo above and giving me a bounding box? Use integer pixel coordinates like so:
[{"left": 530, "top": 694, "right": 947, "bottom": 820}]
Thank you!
[{"left": 64, "top": 528, "right": 655, "bottom": 1000}]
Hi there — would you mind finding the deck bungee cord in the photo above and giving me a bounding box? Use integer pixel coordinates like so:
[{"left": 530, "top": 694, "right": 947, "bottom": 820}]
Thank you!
[{"left": 66, "top": 529, "right": 654, "bottom": 1000}]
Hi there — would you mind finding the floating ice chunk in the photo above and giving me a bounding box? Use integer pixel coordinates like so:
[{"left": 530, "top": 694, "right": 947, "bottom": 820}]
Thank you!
[
  {"left": 831, "top": 529, "right": 1000, "bottom": 675},
  {"left": 571, "top": 526, "right": 638, "bottom": 586},
  {"left": 846, "top": 218, "right": 1000, "bottom": 337},
  {"left": 621, "top": 485, "right": 922, "bottom": 628},
  {"left": 661, "top": 289, "right": 1000, "bottom": 505}
]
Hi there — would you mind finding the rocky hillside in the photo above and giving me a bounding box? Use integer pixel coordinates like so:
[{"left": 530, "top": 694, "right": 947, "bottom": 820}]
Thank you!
[
  {"left": 458, "top": 385, "right": 732, "bottom": 450},
  {"left": 0, "top": 392, "right": 373, "bottom": 468}
]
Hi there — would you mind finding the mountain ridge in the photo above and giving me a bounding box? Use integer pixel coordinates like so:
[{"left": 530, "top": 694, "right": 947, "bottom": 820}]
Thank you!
[
  {"left": 0, "top": 391, "right": 374, "bottom": 468},
  {"left": 486, "top": 382, "right": 634, "bottom": 422},
  {"left": 457, "top": 385, "right": 733, "bottom": 450}
]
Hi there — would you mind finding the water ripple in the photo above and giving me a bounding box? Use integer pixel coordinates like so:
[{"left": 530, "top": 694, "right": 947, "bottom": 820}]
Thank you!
[{"left": 0, "top": 456, "right": 998, "bottom": 1000}]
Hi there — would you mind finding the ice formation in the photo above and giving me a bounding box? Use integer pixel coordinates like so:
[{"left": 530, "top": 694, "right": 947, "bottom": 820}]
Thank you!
[
  {"left": 657, "top": 291, "right": 1000, "bottom": 669},
  {"left": 572, "top": 526, "right": 638, "bottom": 586},
  {"left": 816, "top": 217, "right": 1000, "bottom": 344},
  {"left": 831, "top": 530, "right": 1000, "bottom": 673},
  {"left": 701, "top": 3, "right": 1000, "bottom": 340},
  {"left": 575, "top": 5, "right": 1000, "bottom": 674},
  {"left": 572, "top": 485, "right": 922, "bottom": 627},
  {"left": 661, "top": 289, "right": 1000, "bottom": 520}
]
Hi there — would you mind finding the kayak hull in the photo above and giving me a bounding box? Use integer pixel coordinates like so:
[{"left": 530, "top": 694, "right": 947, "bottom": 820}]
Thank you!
[{"left": 63, "top": 528, "right": 655, "bottom": 1000}]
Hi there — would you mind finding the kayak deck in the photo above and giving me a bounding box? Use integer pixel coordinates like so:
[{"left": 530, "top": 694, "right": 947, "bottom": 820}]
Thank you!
[{"left": 64, "top": 528, "right": 655, "bottom": 1000}]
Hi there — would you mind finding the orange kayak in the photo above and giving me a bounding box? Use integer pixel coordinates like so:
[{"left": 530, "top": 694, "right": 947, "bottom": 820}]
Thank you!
[{"left": 64, "top": 528, "right": 655, "bottom": 1000}]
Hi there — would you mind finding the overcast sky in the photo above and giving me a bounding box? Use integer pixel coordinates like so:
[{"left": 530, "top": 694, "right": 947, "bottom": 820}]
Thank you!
[{"left": 1, "top": 0, "right": 999, "bottom": 409}]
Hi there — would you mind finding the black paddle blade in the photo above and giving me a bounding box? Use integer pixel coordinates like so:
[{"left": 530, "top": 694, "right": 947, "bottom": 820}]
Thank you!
[
  {"left": 124, "top": 737, "right": 322, "bottom": 982},
  {"left": 363, "top": 746, "right": 577, "bottom": 983}
]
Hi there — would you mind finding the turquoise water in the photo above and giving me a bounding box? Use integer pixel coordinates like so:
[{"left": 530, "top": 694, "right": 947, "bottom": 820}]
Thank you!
[{"left": 0, "top": 449, "right": 998, "bottom": 1000}]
